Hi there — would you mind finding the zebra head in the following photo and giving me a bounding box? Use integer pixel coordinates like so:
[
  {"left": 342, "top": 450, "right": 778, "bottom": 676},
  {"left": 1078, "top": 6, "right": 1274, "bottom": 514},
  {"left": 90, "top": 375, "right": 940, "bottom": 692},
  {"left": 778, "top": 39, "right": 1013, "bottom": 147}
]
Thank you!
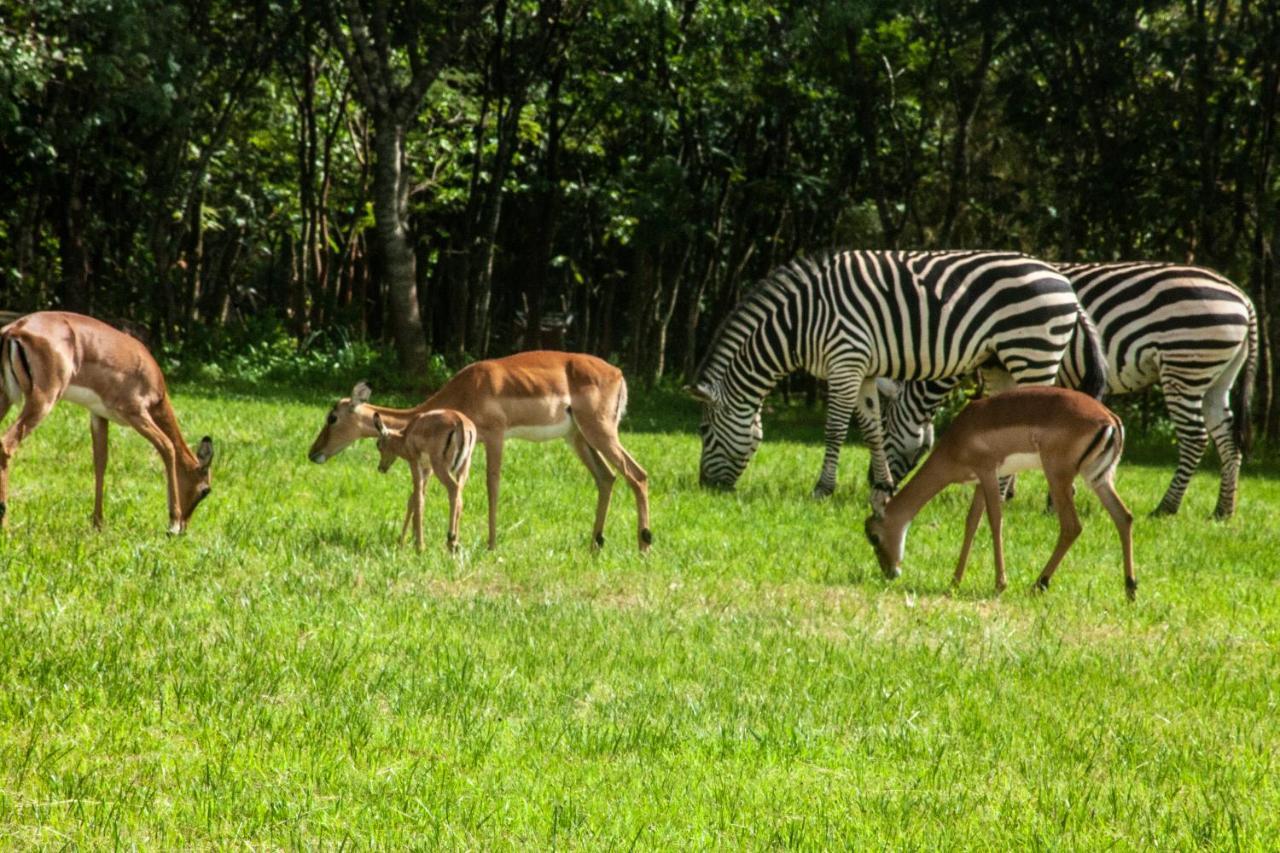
[
  {"left": 871, "top": 379, "right": 935, "bottom": 485},
  {"left": 689, "top": 380, "right": 762, "bottom": 489}
]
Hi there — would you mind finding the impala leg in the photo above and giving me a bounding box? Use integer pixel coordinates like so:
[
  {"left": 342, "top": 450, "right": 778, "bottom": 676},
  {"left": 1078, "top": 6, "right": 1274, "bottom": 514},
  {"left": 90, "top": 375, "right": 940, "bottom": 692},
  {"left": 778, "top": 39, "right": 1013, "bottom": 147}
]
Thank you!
[
  {"left": 483, "top": 436, "right": 503, "bottom": 549},
  {"left": 0, "top": 393, "right": 58, "bottom": 529},
  {"left": 954, "top": 485, "right": 986, "bottom": 587},
  {"left": 399, "top": 492, "right": 414, "bottom": 546},
  {"left": 576, "top": 420, "right": 650, "bottom": 552},
  {"left": 1035, "top": 473, "right": 1081, "bottom": 593},
  {"left": 90, "top": 414, "right": 109, "bottom": 529},
  {"left": 409, "top": 460, "right": 427, "bottom": 552},
  {"left": 447, "top": 451, "right": 472, "bottom": 553},
  {"left": 569, "top": 430, "right": 615, "bottom": 549},
  {"left": 441, "top": 472, "right": 463, "bottom": 552},
  {"left": 1090, "top": 475, "right": 1136, "bottom": 600},
  {"left": 127, "top": 412, "right": 182, "bottom": 533},
  {"left": 977, "top": 472, "right": 1006, "bottom": 592}
]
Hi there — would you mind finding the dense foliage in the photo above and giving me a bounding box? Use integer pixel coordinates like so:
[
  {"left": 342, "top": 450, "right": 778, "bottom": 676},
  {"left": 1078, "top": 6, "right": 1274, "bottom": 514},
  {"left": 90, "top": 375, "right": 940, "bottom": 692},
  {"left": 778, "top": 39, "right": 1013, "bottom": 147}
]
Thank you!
[{"left": 2, "top": 1, "right": 1279, "bottom": 426}]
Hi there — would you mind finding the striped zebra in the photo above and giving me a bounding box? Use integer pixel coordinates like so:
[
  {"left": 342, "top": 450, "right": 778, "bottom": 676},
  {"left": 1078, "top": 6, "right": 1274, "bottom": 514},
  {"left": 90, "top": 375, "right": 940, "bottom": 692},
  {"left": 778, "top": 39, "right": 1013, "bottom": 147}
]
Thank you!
[
  {"left": 689, "top": 249, "right": 1106, "bottom": 508},
  {"left": 878, "top": 262, "right": 1259, "bottom": 518}
]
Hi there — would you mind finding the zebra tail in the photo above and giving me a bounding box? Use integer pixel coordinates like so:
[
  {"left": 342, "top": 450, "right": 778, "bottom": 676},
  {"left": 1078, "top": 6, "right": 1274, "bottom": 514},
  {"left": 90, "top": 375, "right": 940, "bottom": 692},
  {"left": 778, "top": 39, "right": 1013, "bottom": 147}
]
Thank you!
[
  {"left": 1075, "top": 307, "right": 1108, "bottom": 401},
  {"left": 1233, "top": 300, "right": 1258, "bottom": 460}
]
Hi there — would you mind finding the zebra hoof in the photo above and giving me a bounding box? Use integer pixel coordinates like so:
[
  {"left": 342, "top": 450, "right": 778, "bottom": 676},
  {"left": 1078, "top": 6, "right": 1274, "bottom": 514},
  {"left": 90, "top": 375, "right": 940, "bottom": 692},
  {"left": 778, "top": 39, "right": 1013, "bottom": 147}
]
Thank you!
[
  {"left": 811, "top": 483, "right": 834, "bottom": 499},
  {"left": 1149, "top": 505, "right": 1177, "bottom": 518},
  {"left": 1212, "top": 508, "right": 1234, "bottom": 521}
]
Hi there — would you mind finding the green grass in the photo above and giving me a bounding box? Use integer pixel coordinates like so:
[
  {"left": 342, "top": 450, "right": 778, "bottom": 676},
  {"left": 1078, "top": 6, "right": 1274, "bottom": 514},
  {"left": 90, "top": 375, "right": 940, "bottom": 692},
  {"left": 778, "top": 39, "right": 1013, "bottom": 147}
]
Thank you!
[{"left": 1, "top": 384, "right": 1277, "bottom": 847}]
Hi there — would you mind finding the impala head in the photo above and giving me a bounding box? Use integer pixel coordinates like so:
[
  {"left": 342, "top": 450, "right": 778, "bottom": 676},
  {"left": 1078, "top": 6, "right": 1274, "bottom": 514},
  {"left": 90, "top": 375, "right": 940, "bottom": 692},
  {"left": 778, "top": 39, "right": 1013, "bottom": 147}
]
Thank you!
[
  {"left": 174, "top": 436, "right": 215, "bottom": 533},
  {"left": 372, "top": 412, "right": 402, "bottom": 473},
  {"left": 688, "top": 379, "right": 762, "bottom": 489},
  {"left": 309, "top": 381, "right": 372, "bottom": 463},
  {"left": 863, "top": 513, "right": 905, "bottom": 580}
]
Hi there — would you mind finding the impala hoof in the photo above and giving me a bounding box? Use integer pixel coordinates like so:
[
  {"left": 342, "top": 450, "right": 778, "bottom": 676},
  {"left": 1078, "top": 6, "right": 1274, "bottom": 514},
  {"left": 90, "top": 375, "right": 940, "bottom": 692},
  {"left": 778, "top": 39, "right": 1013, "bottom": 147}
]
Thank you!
[
  {"left": 1033, "top": 578, "right": 1050, "bottom": 594},
  {"left": 1125, "top": 578, "right": 1138, "bottom": 601},
  {"left": 0, "top": 500, "right": 6, "bottom": 521},
  {"left": 593, "top": 533, "right": 605, "bottom": 549},
  {"left": 640, "top": 528, "right": 652, "bottom": 547}
]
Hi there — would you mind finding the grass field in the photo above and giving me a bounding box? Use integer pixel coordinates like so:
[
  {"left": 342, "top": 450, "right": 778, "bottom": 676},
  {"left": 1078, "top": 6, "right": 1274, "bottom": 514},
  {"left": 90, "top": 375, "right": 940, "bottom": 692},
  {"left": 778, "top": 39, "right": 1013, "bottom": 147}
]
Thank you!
[{"left": 1, "top": 382, "right": 1277, "bottom": 847}]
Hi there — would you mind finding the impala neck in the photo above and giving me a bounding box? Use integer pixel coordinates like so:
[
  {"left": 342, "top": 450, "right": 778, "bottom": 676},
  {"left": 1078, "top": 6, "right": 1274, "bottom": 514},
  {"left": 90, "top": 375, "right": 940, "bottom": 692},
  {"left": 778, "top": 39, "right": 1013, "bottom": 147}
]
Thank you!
[
  {"left": 882, "top": 451, "right": 955, "bottom": 534},
  {"left": 151, "top": 396, "right": 200, "bottom": 469},
  {"left": 356, "top": 402, "right": 425, "bottom": 435}
]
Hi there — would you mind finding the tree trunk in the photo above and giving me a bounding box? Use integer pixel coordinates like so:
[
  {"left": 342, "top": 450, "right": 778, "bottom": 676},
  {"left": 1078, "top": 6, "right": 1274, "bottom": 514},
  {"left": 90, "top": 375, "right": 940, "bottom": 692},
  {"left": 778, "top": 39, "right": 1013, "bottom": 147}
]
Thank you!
[{"left": 371, "top": 119, "right": 429, "bottom": 374}]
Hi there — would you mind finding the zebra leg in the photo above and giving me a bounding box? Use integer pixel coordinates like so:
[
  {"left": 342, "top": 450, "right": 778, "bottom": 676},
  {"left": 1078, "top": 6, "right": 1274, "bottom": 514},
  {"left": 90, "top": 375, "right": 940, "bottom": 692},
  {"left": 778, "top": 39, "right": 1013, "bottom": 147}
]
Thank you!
[
  {"left": 1153, "top": 392, "right": 1208, "bottom": 517},
  {"left": 813, "top": 369, "right": 865, "bottom": 499},
  {"left": 1204, "top": 385, "right": 1240, "bottom": 520},
  {"left": 852, "top": 375, "right": 895, "bottom": 513}
]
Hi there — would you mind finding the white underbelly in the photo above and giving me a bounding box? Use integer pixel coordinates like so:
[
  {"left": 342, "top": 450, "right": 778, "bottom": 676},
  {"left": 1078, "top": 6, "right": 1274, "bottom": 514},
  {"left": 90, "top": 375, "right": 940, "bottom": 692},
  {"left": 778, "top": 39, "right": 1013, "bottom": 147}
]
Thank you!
[
  {"left": 996, "top": 451, "right": 1043, "bottom": 476},
  {"left": 62, "top": 384, "right": 125, "bottom": 423},
  {"left": 506, "top": 416, "right": 573, "bottom": 442}
]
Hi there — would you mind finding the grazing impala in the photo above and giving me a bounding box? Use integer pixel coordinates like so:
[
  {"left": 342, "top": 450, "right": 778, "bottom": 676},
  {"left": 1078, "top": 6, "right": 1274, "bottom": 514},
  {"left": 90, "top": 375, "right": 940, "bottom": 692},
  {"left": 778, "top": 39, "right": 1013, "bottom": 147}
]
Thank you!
[
  {"left": 0, "top": 311, "right": 214, "bottom": 533},
  {"left": 372, "top": 410, "right": 476, "bottom": 551},
  {"left": 308, "top": 351, "right": 651, "bottom": 551},
  {"left": 864, "top": 386, "right": 1136, "bottom": 600}
]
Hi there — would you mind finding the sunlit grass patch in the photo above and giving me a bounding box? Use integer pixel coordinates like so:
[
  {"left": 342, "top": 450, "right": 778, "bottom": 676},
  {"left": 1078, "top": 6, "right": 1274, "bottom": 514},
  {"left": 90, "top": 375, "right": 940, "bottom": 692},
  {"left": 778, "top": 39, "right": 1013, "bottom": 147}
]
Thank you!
[{"left": 0, "top": 385, "right": 1277, "bottom": 846}]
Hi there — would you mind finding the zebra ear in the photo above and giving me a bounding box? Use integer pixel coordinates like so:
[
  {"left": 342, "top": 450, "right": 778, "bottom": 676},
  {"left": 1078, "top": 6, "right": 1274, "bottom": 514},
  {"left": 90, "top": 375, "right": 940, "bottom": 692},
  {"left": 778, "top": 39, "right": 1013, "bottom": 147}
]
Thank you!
[
  {"left": 685, "top": 382, "right": 720, "bottom": 405},
  {"left": 875, "top": 377, "right": 902, "bottom": 402}
]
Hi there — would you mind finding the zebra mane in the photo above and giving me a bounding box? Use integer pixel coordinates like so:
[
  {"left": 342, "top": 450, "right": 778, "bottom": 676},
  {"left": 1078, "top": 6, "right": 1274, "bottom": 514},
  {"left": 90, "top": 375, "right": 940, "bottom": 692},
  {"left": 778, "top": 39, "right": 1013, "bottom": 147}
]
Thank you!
[{"left": 692, "top": 252, "right": 827, "bottom": 385}]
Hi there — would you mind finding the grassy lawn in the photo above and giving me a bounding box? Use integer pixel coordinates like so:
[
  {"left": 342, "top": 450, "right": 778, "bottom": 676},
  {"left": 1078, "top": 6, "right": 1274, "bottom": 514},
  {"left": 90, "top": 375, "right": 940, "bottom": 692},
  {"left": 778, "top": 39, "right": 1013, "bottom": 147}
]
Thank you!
[{"left": 0, "top": 383, "right": 1277, "bottom": 847}]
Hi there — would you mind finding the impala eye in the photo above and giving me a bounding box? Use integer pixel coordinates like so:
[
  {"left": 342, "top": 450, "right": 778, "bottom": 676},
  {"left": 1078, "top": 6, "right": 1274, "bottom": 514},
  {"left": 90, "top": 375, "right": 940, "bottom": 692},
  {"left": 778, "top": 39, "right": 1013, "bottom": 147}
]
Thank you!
[{"left": 327, "top": 413, "right": 337, "bottom": 425}]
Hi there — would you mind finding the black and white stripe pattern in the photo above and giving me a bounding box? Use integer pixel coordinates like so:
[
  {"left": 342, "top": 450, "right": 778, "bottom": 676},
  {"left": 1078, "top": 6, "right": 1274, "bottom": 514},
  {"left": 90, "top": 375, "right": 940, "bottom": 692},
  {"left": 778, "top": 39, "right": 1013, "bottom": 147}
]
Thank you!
[
  {"left": 691, "top": 250, "right": 1103, "bottom": 501},
  {"left": 881, "top": 262, "right": 1258, "bottom": 518}
]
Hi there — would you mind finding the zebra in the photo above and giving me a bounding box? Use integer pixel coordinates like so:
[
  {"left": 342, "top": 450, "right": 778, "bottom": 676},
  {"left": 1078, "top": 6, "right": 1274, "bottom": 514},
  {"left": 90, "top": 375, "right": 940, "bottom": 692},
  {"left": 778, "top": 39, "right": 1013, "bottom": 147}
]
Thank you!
[
  {"left": 877, "top": 262, "right": 1259, "bottom": 519},
  {"left": 689, "top": 249, "right": 1106, "bottom": 510}
]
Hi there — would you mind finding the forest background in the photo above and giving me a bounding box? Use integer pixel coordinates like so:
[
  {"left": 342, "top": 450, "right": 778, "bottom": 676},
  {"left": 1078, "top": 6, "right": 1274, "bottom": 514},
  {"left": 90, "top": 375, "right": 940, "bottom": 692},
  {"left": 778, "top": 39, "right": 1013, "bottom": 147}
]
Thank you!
[{"left": 2, "top": 0, "right": 1278, "bottom": 430}]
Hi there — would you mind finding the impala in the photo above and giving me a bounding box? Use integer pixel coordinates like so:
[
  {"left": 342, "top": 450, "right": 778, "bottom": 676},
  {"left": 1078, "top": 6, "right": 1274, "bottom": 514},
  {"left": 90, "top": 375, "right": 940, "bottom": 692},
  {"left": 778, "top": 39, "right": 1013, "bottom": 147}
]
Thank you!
[
  {"left": 372, "top": 410, "right": 476, "bottom": 551},
  {"left": 864, "top": 386, "right": 1136, "bottom": 600},
  {"left": 0, "top": 311, "right": 214, "bottom": 533},
  {"left": 308, "top": 351, "right": 651, "bottom": 551}
]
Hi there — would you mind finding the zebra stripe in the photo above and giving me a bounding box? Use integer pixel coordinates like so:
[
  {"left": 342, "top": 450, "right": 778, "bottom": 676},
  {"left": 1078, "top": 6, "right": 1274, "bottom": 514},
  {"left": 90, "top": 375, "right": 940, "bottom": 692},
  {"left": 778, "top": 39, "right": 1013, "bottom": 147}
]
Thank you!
[
  {"left": 691, "top": 249, "right": 1099, "bottom": 500},
  {"left": 881, "top": 262, "right": 1258, "bottom": 518}
]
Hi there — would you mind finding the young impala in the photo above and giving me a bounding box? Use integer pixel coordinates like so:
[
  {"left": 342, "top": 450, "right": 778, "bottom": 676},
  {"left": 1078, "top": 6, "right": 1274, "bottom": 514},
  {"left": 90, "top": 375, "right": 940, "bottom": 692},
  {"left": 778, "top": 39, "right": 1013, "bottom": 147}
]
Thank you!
[
  {"left": 0, "top": 311, "right": 214, "bottom": 533},
  {"left": 372, "top": 410, "right": 476, "bottom": 551},
  {"left": 864, "top": 386, "right": 1136, "bottom": 600},
  {"left": 308, "top": 351, "right": 651, "bottom": 551}
]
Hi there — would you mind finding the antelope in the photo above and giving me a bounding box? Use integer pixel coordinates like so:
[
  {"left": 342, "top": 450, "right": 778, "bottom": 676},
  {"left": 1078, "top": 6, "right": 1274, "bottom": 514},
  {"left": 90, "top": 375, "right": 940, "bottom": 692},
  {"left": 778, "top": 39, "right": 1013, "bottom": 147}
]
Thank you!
[
  {"left": 308, "top": 351, "right": 651, "bottom": 551},
  {"left": 863, "top": 386, "right": 1136, "bottom": 600},
  {"left": 372, "top": 410, "right": 476, "bottom": 551},
  {"left": 0, "top": 311, "right": 214, "bottom": 533}
]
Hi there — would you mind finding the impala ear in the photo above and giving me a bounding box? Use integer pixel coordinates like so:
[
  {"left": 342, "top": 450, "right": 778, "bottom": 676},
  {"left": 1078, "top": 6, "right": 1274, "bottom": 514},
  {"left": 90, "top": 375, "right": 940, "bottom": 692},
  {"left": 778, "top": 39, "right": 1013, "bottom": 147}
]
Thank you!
[
  {"left": 685, "top": 381, "right": 719, "bottom": 405},
  {"left": 196, "top": 436, "right": 214, "bottom": 467},
  {"left": 352, "top": 381, "right": 371, "bottom": 404},
  {"left": 871, "top": 488, "right": 890, "bottom": 518},
  {"left": 372, "top": 412, "right": 390, "bottom": 439}
]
